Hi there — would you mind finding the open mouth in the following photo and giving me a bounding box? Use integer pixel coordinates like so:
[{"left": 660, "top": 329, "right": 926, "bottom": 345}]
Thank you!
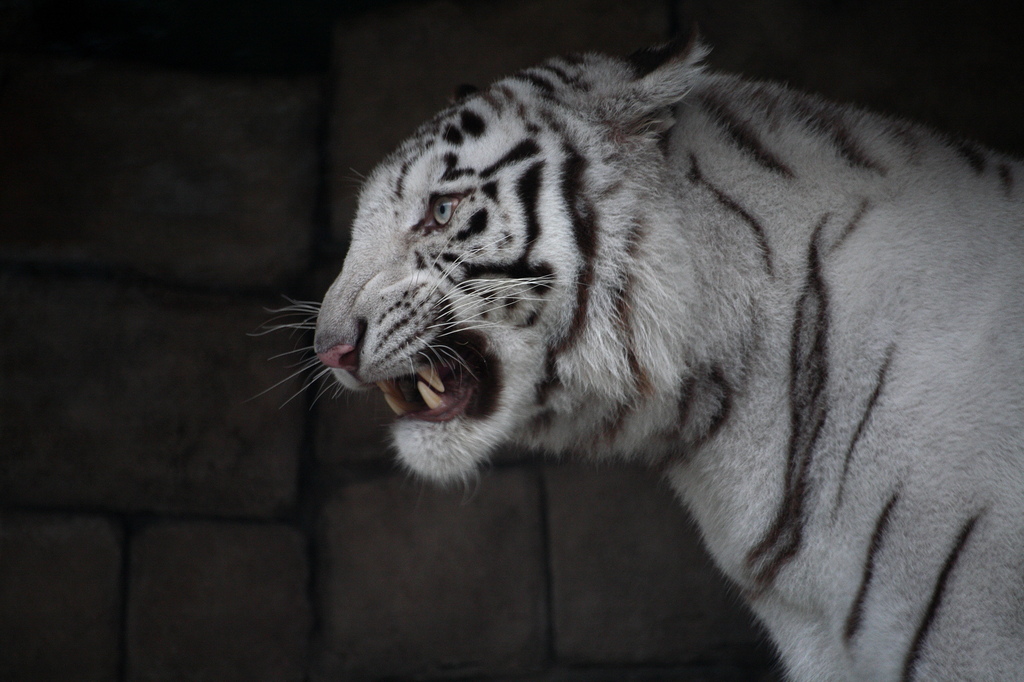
[
  {"left": 371, "top": 332, "right": 496, "bottom": 423},
  {"left": 376, "top": 364, "right": 472, "bottom": 422}
]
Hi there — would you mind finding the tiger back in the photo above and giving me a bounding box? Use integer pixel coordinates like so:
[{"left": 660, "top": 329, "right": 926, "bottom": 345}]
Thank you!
[{"left": 313, "top": 40, "right": 1024, "bottom": 681}]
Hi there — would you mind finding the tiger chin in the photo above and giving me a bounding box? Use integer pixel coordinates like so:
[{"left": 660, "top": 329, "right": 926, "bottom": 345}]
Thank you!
[{"left": 313, "top": 37, "right": 1024, "bottom": 682}]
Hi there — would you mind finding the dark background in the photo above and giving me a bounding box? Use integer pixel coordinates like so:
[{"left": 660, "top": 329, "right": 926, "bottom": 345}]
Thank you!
[{"left": 2, "top": 1, "right": 1022, "bottom": 680}]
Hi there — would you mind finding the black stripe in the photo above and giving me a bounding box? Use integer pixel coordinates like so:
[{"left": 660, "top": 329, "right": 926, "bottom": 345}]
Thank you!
[
  {"left": 677, "top": 376, "right": 698, "bottom": 425},
  {"left": 512, "top": 72, "right": 558, "bottom": 97},
  {"left": 431, "top": 255, "right": 460, "bottom": 283},
  {"left": 378, "top": 307, "right": 417, "bottom": 351},
  {"left": 844, "top": 489, "right": 900, "bottom": 643},
  {"left": 748, "top": 84, "right": 786, "bottom": 121},
  {"left": 671, "top": 375, "right": 698, "bottom": 442},
  {"left": 493, "top": 84, "right": 520, "bottom": 109},
  {"left": 480, "top": 139, "right": 541, "bottom": 179},
  {"left": 537, "top": 107, "right": 568, "bottom": 135},
  {"left": 829, "top": 198, "right": 871, "bottom": 253},
  {"left": 516, "top": 162, "right": 544, "bottom": 257},
  {"left": 998, "top": 162, "right": 1014, "bottom": 195},
  {"left": 697, "top": 90, "right": 795, "bottom": 178},
  {"left": 531, "top": 407, "right": 555, "bottom": 432},
  {"left": 557, "top": 143, "right": 596, "bottom": 350},
  {"left": 389, "top": 331, "right": 419, "bottom": 357},
  {"left": 478, "top": 90, "right": 505, "bottom": 115},
  {"left": 460, "top": 109, "right": 486, "bottom": 137},
  {"left": 481, "top": 181, "right": 498, "bottom": 201},
  {"left": 833, "top": 345, "right": 894, "bottom": 519},
  {"left": 443, "top": 124, "right": 464, "bottom": 146},
  {"left": 661, "top": 367, "right": 732, "bottom": 454},
  {"left": 441, "top": 152, "right": 476, "bottom": 181},
  {"left": 600, "top": 272, "right": 654, "bottom": 445},
  {"left": 535, "top": 352, "right": 561, "bottom": 405},
  {"left": 462, "top": 260, "right": 554, "bottom": 285},
  {"left": 901, "top": 513, "right": 982, "bottom": 682},
  {"left": 889, "top": 121, "right": 923, "bottom": 161},
  {"left": 688, "top": 154, "right": 775, "bottom": 276},
  {"left": 747, "top": 214, "right": 831, "bottom": 587},
  {"left": 829, "top": 124, "right": 886, "bottom": 174},
  {"left": 790, "top": 95, "right": 887, "bottom": 175},
  {"left": 614, "top": 221, "right": 653, "bottom": 397},
  {"left": 455, "top": 208, "right": 489, "bottom": 241},
  {"left": 535, "top": 142, "right": 596, "bottom": 406},
  {"left": 534, "top": 63, "right": 580, "bottom": 88},
  {"left": 696, "top": 366, "right": 734, "bottom": 448},
  {"left": 952, "top": 139, "right": 986, "bottom": 174},
  {"left": 395, "top": 159, "right": 411, "bottom": 199},
  {"left": 453, "top": 163, "right": 550, "bottom": 327}
]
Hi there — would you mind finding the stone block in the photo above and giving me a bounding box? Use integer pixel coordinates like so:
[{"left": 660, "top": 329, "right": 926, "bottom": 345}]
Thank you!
[
  {"left": 329, "top": 0, "right": 669, "bottom": 242},
  {"left": 315, "top": 470, "right": 546, "bottom": 679},
  {"left": 0, "top": 513, "right": 122, "bottom": 682},
  {"left": 545, "top": 465, "right": 774, "bottom": 669},
  {"left": 675, "top": 1, "right": 1024, "bottom": 155},
  {"left": 126, "top": 521, "right": 311, "bottom": 682},
  {"left": 0, "top": 273, "right": 304, "bottom": 516},
  {"left": 0, "top": 57, "right": 318, "bottom": 288},
  {"left": 1, "top": 1, "right": 35, "bottom": 52},
  {"left": 315, "top": 389, "right": 397, "bottom": 465},
  {"left": 486, "top": 664, "right": 782, "bottom": 681}
]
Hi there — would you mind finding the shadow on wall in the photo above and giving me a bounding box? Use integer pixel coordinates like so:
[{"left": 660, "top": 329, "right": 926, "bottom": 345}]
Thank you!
[{"left": 1, "top": 1, "right": 1022, "bottom": 680}]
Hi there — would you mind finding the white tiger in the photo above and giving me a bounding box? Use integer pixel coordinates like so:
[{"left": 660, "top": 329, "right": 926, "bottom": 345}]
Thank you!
[{"left": 312, "top": 39, "right": 1024, "bottom": 681}]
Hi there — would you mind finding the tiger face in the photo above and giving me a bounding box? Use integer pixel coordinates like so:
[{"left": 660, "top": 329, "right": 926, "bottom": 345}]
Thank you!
[{"left": 315, "top": 44, "right": 706, "bottom": 482}]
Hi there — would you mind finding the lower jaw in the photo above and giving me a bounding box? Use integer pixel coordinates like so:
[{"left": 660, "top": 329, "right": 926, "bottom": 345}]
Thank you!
[{"left": 401, "top": 389, "right": 474, "bottom": 423}]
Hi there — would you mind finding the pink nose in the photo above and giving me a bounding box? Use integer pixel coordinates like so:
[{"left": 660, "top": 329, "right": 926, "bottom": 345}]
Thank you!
[{"left": 316, "top": 343, "right": 358, "bottom": 371}]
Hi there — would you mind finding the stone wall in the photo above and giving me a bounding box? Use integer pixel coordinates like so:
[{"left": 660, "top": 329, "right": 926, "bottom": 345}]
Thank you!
[{"left": 2, "top": 1, "right": 1022, "bottom": 680}]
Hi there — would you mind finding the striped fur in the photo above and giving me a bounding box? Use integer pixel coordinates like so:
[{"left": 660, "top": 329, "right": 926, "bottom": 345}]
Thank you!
[{"left": 314, "top": 42, "right": 1024, "bottom": 681}]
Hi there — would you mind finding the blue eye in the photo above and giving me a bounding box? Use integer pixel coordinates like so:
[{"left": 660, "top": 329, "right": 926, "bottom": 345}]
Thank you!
[{"left": 432, "top": 196, "right": 457, "bottom": 224}]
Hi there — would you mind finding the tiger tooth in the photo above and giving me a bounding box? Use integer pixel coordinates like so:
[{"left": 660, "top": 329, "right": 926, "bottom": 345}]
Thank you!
[
  {"left": 417, "top": 380, "right": 444, "bottom": 410},
  {"left": 382, "top": 392, "right": 411, "bottom": 416},
  {"left": 375, "top": 380, "right": 399, "bottom": 399},
  {"left": 377, "top": 380, "right": 415, "bottom": 415},
  {"left": 417, "top": 367, "right": 445, "bottom": 393}
]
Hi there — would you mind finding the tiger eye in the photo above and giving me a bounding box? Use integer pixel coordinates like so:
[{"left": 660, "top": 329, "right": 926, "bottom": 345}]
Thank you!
[{"left": 433, "top": 196, "right": 456, "bottom": 224}]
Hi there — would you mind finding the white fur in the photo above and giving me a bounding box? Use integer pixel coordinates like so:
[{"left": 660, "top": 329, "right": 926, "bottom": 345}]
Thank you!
[{"left": 316, "top": 44, "right": 1024, "bottom": 680}]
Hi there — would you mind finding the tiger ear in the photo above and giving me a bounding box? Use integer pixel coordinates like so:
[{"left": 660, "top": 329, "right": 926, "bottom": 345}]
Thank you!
[
  {"left": 626, "top": 29, "right": 704, "bottom": 79},
  {"left": 611, "top": 33, "right": 709, "bottom": 137}
]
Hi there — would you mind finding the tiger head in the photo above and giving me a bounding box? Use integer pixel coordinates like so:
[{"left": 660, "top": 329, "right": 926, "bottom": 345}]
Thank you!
[{"left": 315, "top": 41, "right": 708, "bottom": 483}]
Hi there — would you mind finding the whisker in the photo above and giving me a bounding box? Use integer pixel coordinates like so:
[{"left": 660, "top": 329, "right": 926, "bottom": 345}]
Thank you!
[
  {"left": 310, "top": 370, "right": 343, "bottom": 407},
  {"left": 268, "top": 346, "right": 318, "bottom": 362},
  {"left": 280, "top": 366, "right": 335, "bottom": 408},
  {"left": 247, "top": 322, "right": 316, "bottom": 337},
  {"left": 246, "top": 357, "right": 323, "bottom": 403}
]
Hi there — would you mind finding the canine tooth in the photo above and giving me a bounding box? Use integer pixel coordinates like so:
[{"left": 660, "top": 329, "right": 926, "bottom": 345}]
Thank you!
[
  {"left": 382, "top": 392, "right": 410, "bottom": 416},
  {"left": 377, "top": 381, "right": 414, "bottom": 415},
  {"left": 417, "top": 367, "right": 445, "bottom": 393},
  {"left": 376, "top": 380, "right": 399, "bottom": 398},
  {"left": 417, "top": 381, "right": 444, "bottom": 410}
]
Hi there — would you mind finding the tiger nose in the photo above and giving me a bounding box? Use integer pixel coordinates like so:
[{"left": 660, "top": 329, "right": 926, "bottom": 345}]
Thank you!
[
  {"left": 316, "top": 343, "right": 358, "bottom": 371},
  {"left": 314, "top": 318, "right": 366, "bottom": 372}
]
